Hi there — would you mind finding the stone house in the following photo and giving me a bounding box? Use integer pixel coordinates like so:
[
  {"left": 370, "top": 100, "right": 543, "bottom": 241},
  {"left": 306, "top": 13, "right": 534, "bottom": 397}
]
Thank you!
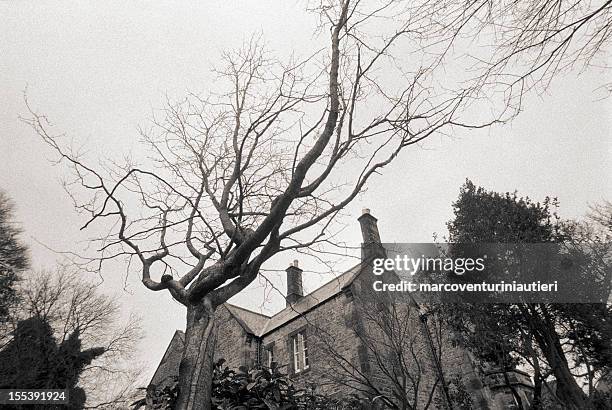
[{"left": 149, "top": 210, "right": 533, "bottom": 409}]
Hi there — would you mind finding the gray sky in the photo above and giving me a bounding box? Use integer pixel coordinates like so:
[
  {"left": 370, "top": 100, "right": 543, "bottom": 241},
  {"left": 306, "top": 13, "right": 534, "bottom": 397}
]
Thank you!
[{"left": 1, "top": 1, "right": 611, "bottom": 383}]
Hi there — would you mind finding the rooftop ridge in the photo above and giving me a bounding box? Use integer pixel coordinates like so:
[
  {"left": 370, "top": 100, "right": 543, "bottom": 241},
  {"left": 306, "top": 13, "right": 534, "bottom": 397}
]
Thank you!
[
  {"left": 258, "top": 261, "right": 365, "bottom": 336},
  {"left": 226, "top": 261, "right": 364, "bottom": 319},
  {"left": 225, "top": 303, "right": 272, "bottom": 318}
]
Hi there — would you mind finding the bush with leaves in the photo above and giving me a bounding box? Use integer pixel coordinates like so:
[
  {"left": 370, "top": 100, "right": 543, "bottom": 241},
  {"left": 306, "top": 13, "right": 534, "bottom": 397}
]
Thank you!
[
  {"left": 135, "top": 359, "right": 364, "bottom": 410},
  {"left": 132, "top": 381, "right": 180, "bottom": 410}
]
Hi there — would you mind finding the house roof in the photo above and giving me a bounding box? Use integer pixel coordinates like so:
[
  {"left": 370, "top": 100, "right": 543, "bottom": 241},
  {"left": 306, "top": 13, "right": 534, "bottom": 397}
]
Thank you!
[
  {"left": 148, "top": 211, "right": 383, "bottom": 388},
  {"left": 148, "top": 262, "right": 365, "bottom": 387},
  {"left": 224, "top": 303, "right": 270, "bottom": 336},
  {"left": 149, "top": 330, "right": 184, "bottom": 389},
  {"left": 228, "top": 261, "right": 364, "bottom": 337}
]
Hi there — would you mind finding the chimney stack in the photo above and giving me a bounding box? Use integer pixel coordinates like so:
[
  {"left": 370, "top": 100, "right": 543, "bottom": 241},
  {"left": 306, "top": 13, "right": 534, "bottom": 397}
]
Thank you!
[
  {"left": 286, "top": 259, "right": 303, "bottom": 306},
  {"left": 358, "top": 208, "right": 384, "bottom": 260}
]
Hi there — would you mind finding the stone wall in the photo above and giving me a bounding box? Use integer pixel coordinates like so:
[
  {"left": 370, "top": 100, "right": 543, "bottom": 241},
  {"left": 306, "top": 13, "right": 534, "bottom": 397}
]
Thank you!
[
  {"left": 211, "top": 282, "right": 532, "bottom": 409},
  {"left": 260, "top": 290, "right": 361, "bottom": 397},
  {"left": 214, "top": 305, "right": 257, "bottom": 370}
]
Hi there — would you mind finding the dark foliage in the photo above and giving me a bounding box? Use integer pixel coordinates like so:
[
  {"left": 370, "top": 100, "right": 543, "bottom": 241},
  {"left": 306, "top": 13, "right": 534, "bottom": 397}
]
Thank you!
[
  {"left": 0, "top": 190, "right": 29, "bottom": 323},
  {"left": 447, "top": 179, "right": 563, "bottom": 243},
  {"left": 134, "top": 359, "right": 364, "bottom": 410},
  {"left": 443, "top": 179, "right": 611, "bottom": 409},
  {"left": 0, "top": 316, "right": 104, "bottom": 409}
]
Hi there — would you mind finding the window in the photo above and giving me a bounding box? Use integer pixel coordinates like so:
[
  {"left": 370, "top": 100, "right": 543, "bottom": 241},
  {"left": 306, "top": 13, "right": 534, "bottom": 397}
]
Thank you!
[
  {"left": 291, "top": 331, "right": 309, "bottom": 373},
  {"left": 265, "top": 344, "right": 274, "bottom": 368}
]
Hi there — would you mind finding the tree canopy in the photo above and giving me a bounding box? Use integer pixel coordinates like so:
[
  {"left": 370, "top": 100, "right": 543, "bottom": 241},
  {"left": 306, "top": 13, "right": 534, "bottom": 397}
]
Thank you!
[
  {"left": 0, "top": 190, "right": 29, "bottom": 325},
  {"left": 0, "top": 316, "right": 104, "bottom": 409},
  {"left": 1, "top": 268, "right": 143, "bottom": 409},
  {"left": 444, "top": 180, "right": 611, "bottom": 409}
]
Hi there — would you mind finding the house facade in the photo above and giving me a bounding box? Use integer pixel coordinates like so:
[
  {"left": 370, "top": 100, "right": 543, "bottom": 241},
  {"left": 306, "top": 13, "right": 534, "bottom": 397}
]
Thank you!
[{"left": 149, "top": 210, "right": 533, "bottom": 409}]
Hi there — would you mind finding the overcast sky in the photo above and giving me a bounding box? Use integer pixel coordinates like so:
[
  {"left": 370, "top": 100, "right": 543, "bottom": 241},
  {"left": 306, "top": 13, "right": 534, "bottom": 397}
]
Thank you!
[{"left": 1, "top": 1, "right": 611, "bottom": 382}]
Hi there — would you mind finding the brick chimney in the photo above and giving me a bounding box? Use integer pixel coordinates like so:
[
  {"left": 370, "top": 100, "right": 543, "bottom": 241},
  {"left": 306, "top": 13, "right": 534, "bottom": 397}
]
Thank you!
[
  {"left": 358, "top": 208, "right": 384, "bottom": 260},
  {"left": 286, "top": 259, "right": 303, "bottom": 306}
]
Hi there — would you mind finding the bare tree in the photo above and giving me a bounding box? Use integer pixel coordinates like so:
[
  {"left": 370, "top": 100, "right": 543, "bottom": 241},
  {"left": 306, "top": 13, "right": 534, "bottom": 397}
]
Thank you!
[
  {"left": 316, "top": 297, "right": 457, "bottom": 410},
  {"left": 21, "top": 1, "right": 610, "bottom": 408},
  {"left": 417, "top": 0, "right": 612, "bottom": 98},
  {"left": 6, "top": 267, "right": 143, "bottom": 409}
]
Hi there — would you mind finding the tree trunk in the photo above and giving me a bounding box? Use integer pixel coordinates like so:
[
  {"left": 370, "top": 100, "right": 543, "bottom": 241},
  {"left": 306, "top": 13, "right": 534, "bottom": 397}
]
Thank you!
[
  {"left": 175, "top": 297, "right": 218, "bottom": 410},
  {"left": 531, "top": 347, "right": 542, "bottom": 410},
  {"left": 533, "top": 306, "right": 587, "bottom": 409},
  {"left": 549, "top": 360, "right": 587, "bottom": 410}
]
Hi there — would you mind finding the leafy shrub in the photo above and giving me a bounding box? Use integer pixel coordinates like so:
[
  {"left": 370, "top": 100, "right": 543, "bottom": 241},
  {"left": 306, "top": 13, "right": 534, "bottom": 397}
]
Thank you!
[
  {"left": 132, "top": 381, "right": 179, "bottom": 410},
  {"left": 211, "top": 359, "right": 359, "bottom": 409},
  {"left": 134, "top": 359, "right": 364, "bottom": 409}
]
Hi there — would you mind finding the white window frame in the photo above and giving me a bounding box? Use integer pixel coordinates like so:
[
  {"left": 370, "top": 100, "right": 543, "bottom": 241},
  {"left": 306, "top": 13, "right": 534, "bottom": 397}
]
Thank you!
[{"left": 291, "top": 331, "right": 309, "bottom": 373}]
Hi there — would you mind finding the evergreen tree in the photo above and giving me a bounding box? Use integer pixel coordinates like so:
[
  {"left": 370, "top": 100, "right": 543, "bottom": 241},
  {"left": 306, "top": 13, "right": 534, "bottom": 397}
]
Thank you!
[
  {"left": 0, "top": 190, "right": 29, "bottom": 324},
  {"left": 0, "top": 316, "right": 104, "bottom": 409},
  {"left": 444, "top": 180, "right": 611, "bottom": 409}
]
